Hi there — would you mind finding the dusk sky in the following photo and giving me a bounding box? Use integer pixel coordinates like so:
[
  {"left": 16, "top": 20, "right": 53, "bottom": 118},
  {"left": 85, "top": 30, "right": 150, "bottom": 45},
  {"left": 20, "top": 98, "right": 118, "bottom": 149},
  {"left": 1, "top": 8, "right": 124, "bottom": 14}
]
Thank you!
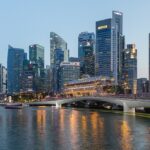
[{"left": 0, "top": 0, "right": 150, "bottom": 78}]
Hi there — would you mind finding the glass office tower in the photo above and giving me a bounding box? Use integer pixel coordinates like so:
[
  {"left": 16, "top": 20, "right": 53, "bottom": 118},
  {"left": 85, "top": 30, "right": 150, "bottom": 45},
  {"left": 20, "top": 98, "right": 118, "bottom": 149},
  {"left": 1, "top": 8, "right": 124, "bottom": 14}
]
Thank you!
[
  {"left": 29, "top": 44, "right": 44, "bottom": 76},
  {"left": 53, "top": 48, "right": 64, "bottom": 93},
  {"left": 122, "top": 44, "right": 137, "bottom": 92},
  {"left": 7, "top": 45, "right": 26, "bottom": 94},
  {"left": 50, "top": 32, "right": 69, "bottom": 66},
  {"left": 29, "top": 44, "right": 45, "bottom": 92},
  {"left": 111, "top": 11, "right": 123, "bottom": 85},
  {"left": 78, "top": 32, "right": 95, "bottom": 77},
  {"left": 96, "top": 19, "right": 112, "bottom": 77},
  {"left": 96, "top": 11, "right": 124, "bottom": 84}
]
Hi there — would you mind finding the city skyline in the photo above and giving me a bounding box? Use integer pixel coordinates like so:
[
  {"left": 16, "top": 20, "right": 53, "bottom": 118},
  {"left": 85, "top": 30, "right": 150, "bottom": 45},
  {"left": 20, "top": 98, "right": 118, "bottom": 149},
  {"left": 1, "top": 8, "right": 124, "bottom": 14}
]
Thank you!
[{"left": 0, "top": 0, "right": 150, "bottom": 78}]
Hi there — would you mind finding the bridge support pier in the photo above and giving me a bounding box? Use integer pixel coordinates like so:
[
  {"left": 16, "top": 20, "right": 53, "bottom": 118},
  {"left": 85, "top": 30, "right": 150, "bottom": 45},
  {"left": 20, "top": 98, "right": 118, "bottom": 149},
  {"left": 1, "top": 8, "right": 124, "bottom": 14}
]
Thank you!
[
  {"left": 123, "top": 102, "right": 135, "bottom": 113},
  {"left": 56, "top": 103, "right": 62, "bottom": 108}
]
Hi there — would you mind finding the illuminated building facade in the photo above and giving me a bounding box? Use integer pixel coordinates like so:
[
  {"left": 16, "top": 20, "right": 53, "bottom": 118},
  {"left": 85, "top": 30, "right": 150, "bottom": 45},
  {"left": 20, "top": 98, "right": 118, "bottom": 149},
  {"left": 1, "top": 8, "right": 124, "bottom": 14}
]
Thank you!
[
  {"left": 78, "top": 32, "right": 95, "bottom": 77},
  {"left": 122, "top": 44, "right": 137, "bottom": 92},
  {"left": 63, "top": 76, "right": 115, "bottom": 97},
  {"left": 60, "top": 62, "right": 80, "bottom": 91},
  {"left": 96, "top": 11, "right": 124, "bottom": 85}
]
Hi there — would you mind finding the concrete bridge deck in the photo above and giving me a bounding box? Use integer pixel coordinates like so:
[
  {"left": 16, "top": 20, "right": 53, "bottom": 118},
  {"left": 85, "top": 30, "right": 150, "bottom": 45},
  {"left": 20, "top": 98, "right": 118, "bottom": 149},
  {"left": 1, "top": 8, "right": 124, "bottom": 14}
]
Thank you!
[{"left": 29, "top": 96, "right": 150, "bottom": 113}]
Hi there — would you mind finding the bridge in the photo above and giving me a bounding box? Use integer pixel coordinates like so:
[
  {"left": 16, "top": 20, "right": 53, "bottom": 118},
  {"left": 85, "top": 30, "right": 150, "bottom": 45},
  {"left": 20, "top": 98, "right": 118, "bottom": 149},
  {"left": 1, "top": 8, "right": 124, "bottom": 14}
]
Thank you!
[{"left": 29, "top": 96, "right": 150, "bottom": 113}]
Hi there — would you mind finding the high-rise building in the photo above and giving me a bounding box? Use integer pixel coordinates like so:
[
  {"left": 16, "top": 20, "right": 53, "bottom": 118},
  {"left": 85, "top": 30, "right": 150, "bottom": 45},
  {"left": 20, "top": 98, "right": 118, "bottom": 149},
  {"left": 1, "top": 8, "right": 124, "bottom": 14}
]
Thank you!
[
  {"left": 122, "top": 44, "right": 137, "bottom": 92},
  {"left": 53, "top": 48, "right": 64, "bottom": 93},
  {"left": 96, "top": 11, "right": 124, "bottom": 84},
  {"left": 44, "top": 65, "right": 52, "bottom": 94},
  {"left": 59, "top": 62, "right": 80, "bottom": 91},
  {"left": 112, "top": 11, "right": 124, "bottom": 84},
  {"left": 0, "top": 64, "right": 7, "bottom": 94},
  {"left": 29, "top": 44, "right": 45, "bottom": 92},
  {"left": 22, "top": 60, "right": 34, "bottom": 92},
  {"left": 7, "top": 45, "right": 26, "bottom": 94},
  {"left": 29, "top": 44, "right": 44, "bottom": 74},
  {"left": 50, "top": 32, "right": 69, "bottom": 66},
  {"left": 96, "top": 19, "right": 112, "bottom": 77},
  {"left": 78, "top": 32, "right": 95, "bottom": 77}
]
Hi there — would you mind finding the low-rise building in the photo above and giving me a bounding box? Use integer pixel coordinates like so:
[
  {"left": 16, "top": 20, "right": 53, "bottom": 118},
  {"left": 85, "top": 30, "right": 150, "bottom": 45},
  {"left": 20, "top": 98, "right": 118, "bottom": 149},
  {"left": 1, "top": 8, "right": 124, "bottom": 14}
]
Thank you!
[
  {"left": 63, "top": 76, "right": 115, "bottom": 97},
  {"left": 60, "top": 62, "right": 80, "bottom": 92}
]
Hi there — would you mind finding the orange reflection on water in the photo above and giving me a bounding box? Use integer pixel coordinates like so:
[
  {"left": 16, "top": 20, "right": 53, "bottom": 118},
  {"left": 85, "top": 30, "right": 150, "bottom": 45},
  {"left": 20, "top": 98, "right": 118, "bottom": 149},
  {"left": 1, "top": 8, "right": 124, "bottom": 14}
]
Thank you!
[
  {"left": 90, "top": 112, "right": 104, "bottom": 144},
  {"left": 59, "top": 109, "right": 65, "bottom": 131},
  {"left": 36, "top": 109, "right": 46, "bottom": 135},
  {"left": 81, "top": 115, "right": 87, "bottom": 132},
  {"left": 91, "top": 112, "right": 99, "bottom": 135},
  {"left": 120, "top": 120, "right": 132, "bottom": 150},
  {"left": 69, "top": 110, "right": 79, "bottom": 144}
]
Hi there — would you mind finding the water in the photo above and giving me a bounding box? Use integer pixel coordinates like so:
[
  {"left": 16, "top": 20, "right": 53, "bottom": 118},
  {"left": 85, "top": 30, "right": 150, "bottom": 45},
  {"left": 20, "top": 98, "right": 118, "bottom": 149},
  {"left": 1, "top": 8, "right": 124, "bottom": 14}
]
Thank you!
[{"left": 0, "top": 106, "right": 150, "bottom": 150}]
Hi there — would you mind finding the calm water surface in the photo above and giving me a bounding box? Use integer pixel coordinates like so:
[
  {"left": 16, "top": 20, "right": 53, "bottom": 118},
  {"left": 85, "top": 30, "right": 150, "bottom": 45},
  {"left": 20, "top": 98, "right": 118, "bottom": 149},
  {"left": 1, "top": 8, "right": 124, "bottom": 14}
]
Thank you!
[{"left": 0, "top": 106, "right": 150, "bottom": 150}]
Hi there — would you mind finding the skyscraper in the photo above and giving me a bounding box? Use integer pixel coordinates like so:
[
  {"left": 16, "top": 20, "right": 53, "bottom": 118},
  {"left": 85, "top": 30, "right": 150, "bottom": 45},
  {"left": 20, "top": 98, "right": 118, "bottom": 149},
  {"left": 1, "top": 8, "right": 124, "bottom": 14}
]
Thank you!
[
  {"left": 112, "top": 11, "right": 124, "bottom": 84},
  {"left": 78, "top": 32, "right": 95, "bottom": 77},
  {"left": 7, "top": 45, "right": 26, "bottom": 94},
  {"left": 96, "top": 11, "right": 124, "bottom": 84},
  {"left": 122, "top": 44, "right": 137, "bottom": 92},
  {"left": 96, "top": 19, "right": 112, "bottom": 77},
  {"left": 29, "top": 44, "right": 45, "bottom": 92},
  {"left": 22, "top": 60, "right": 34, "bottom": 92},
  {"left": 53, "top": 48, "right": 64, "bottom": 93},
  {"left": 29, "top": 44, "right": 44, "bottom": 70},
  {"left": 44, "top": 65, "right": 52, "bottom": 94},
  {"left": 50, "top": 32, "right": 69, "bottom": 66}
]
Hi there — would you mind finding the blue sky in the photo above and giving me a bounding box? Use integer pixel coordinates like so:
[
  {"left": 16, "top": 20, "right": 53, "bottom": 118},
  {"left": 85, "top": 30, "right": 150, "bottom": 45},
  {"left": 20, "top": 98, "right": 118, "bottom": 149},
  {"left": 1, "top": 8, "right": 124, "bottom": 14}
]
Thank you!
[{"left": 0, "top": 0, "right": 150, "bottom": 78}]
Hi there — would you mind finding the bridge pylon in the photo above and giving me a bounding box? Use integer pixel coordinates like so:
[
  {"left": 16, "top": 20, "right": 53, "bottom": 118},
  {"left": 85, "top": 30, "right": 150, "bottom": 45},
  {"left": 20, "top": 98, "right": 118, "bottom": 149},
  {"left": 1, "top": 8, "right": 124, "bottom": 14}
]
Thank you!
[
  {"left": 56, "top": 102, "right": 62, "bottom": 108},
  {"left": 123, "top": 102, "right": 135, "bottom": 114}
]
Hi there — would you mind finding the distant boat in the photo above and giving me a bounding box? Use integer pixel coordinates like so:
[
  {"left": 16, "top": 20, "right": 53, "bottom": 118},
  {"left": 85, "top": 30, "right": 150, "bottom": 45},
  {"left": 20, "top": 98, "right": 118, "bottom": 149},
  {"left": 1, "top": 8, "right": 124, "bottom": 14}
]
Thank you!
[{"left": 5, "top": 103, "right": 28, "bottom": 109}]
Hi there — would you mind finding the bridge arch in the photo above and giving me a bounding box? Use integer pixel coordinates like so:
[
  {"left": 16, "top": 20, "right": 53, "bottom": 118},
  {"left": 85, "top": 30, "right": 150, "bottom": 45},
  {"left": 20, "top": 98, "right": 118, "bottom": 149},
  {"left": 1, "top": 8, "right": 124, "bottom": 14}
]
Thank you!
[
  {"left": 57, "top": 97, "right": 123, "bottom": 106},
  {"left": 30, "top": 96, "right": 150, "bottom": 113}
]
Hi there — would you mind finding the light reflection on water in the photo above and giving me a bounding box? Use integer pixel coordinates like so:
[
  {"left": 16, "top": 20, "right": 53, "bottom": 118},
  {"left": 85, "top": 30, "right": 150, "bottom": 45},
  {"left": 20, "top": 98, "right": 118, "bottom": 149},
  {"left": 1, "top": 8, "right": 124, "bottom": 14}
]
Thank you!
[
  {"left": 0, "top": 107, "right": 150, "bottom": 150},
  {"left": 120, "top": 119, "right": 132, "bottom": 150}
]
